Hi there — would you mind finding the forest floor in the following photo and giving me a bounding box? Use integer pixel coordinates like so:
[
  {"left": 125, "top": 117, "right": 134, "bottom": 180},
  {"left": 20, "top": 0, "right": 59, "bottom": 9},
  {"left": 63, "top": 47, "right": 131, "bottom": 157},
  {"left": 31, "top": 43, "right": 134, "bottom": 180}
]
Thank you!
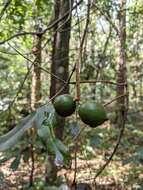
[
  {"left": 0, "top": 123, "right": 143, "bottom": 190},
  {"left": 0, "top": 154, "right": 142, "bottom": 190}
]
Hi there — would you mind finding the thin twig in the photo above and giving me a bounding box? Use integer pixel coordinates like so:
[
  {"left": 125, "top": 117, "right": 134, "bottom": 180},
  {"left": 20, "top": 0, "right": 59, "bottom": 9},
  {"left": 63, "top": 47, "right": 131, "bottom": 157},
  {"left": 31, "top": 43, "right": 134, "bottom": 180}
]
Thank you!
[
  {"left": 47, "top": 66, "right": 76, "bottom": 103},
  {"left": 7, "top": 63, "right": 32, "bottom": 110},
  {"left": 0, "top": 0, "right": 12, "bottom": 20},
  {"left": 8, "top": 43, "right": 67, "bottom": 84},
  {"left": 6, "top": 42, "right": 66, "bottom": 111},
  {"left": 103, "top": 93, "right": 128, "bottom": 107},
  {"left": 70, "top": 80, "right": 127, "bottom": 86},
  {"left": 72, "top": 1, "right": 91, "bottom": 187},
  {"left": 0, "top": 32, "right": 40, "bottom": 45},
  {"left": 73, "top": 112, "right": 78, "bottom": 187},
  {"left": 29, "top": 144, "right": 35, "bottom": 186},
  {"left": 93, "top": 109, "right": 127, "bottom": 184},
  {"left": 92, "top": 2, "right": 119, "bottom": 36}
]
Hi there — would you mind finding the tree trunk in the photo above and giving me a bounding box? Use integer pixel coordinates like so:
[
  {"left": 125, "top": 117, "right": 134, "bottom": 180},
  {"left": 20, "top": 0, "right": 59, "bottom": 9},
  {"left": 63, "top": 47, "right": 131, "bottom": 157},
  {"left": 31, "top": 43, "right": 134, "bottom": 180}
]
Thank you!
[
  {"left": 30, "top": 27, "right": 42, "bottom": 186},
  {"left": 50, "top": 0, "right": 73, "bottom": 139},
  {"left": 50, "top": 0, "right": 61, "bottom": 98},
  {"left": 45, "top": 0, "right": 73, "bottom": 184},
  {"left": 31, "top": 27, "right": 42, "bottom": 111},
  {"left": 116, "top": 0, "right": 128, "bottom": 127}
]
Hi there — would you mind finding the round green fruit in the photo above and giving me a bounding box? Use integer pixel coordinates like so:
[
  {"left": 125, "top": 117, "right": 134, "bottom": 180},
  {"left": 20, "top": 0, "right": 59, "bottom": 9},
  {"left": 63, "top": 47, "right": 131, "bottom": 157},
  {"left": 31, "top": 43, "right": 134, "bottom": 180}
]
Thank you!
[
  {"left": 78, "top": 101, "right": 107, "bottom": 128},
  {"left": 53, "top": 94, "right": 76, "bottom": 117}
]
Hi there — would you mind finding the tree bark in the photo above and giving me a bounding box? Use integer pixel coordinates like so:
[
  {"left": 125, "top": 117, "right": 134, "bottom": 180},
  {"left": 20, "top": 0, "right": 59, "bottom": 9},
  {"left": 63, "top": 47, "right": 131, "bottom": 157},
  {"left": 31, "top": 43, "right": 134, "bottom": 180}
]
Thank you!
[
  {"left": 50, "top": 0, "right": 73, "bottom": 139},
  {"left": 116, "top": 0, "right": 128, "bottom": 127},
  {"left": 50, "top": 0, "right": 61, "bottom": 97},
  {"left": 31, "top": 27, "right": 42, "bottom": 111},
  {"left": 45, "top": 0, "right": 73, "bottom": 184},
  {"left": 30, "top": 27, "right": 42, "bottom": 186}
]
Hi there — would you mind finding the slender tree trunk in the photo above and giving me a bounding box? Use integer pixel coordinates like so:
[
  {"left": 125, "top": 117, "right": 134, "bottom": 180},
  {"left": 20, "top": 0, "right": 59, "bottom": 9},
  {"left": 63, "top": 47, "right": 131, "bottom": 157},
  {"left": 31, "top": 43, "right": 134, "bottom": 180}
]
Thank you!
[
  {"left": 50, "top": 0, "right": 61, "bottom": 97},
  {"left": 45, "top": 0, "right": 73, "bottom": 184},
  {"left": 31, "top": 27, "right": 42, "bottom": 111},
  {"left": 30, "top": 27, "right": 42, "bottom": 186},
  {"left": 50, "top": 0, "right": 73, "bottom": 139},
  {"left": 116, "top": 0, "right": 128, "bottom": 127}
]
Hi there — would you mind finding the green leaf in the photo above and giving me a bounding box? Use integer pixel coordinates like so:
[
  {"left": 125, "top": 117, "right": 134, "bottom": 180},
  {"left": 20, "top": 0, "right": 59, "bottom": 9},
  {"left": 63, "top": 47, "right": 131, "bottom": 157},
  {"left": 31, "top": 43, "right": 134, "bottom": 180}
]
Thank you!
[
  {"left": 34, "top": 105, "right": 48, "bottom": 129},
  {"left": 123, "top": 148, "right": 143, "bottom": 165},
  {"left": 0, "top": 112, "right": 36, "bottom": 151},
  {"left": 10, "top": 154, "right": 21, "bottom": 171},
  {"left": 90, "top": 134, "right": 102, "bottom": 148},
  {"left": 54, "top": 149, "right": 64, "bottom": 167},
  {"left": 132, "top": 129, "right": 143, "bottom": 138},
  {"left": 122, "top": 157, "right": 136, "bottom": 165},
  {"left": 0, "top": 171, "right": 4, "bottom": 185},
  {"left": 68, "top": 122, "right": 80, "bottom": 137},
  {"left": 0, "top": 104, "right": 50, "bottom": 151},
  {"left": 23, "top": 149, "right": 30, "bottom": 163},
  {"left": 35, "top": 104, "right": 57, "bottom": 129},
  {"left": 0, "top": 152, "right": 14, "bottom": 165},
  {"left": 37, "top": 125, "right": 51, "bottom": 141},
  {"left": 136, "top": 148, "right": 143, "bottom": 161},
  {"left": 54, "top": 138, "right": 69, "bottom": 154},
  {"left": 43, "top": 131, "right": 64, "bottom": 166},
  {"left": 47, "top": 112, "right": 58, "bottom": 128},
  {"left": 37, "top": 125, "right": 64, "bottom": 166}
]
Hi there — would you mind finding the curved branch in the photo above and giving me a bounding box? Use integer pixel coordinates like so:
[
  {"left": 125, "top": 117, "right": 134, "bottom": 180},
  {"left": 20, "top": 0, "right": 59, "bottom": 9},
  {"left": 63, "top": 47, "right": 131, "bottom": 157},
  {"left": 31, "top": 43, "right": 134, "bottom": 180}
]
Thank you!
[
  {"left": 104, "top": 93, "right": 128, "bottom": 107},
  {"left": 0, "top": 32, "right": 40, "bottom": 45},
  {"left": 93, "top": 94, "right": 128, "bottom": 185},
  {"left": 70, "top": 80, "right": 127, "bottom": 86},
  {"left": 47, "top": 65, "right": 76, "bottom": 103},
  {"left": 92, "top": 2, "right": 119, "bottom": 36},
  {"left": 93, "top": 115, "right": 126, "bottom": 185}
]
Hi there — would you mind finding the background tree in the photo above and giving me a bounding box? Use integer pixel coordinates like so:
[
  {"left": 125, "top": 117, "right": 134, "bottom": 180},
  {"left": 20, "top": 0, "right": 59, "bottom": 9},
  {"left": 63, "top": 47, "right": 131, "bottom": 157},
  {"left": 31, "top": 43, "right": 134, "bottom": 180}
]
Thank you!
[{"left": 116, "top": 0, "right": 128, "bottom": 127}]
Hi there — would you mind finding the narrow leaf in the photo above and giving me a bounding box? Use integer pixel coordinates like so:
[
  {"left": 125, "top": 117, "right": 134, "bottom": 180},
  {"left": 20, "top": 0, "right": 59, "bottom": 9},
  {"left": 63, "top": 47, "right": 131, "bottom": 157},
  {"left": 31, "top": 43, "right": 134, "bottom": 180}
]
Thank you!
[
  {"left": 68, "top": 122, "right": 80, "bottom": 137},
  {"left": 34, "top": 105, "right": 47, "bottom": 129},
  {"left": 54, "top": 150, "right": 64, "bottom": 167},
  {"left": 10, "top": 154, "right": 21, "bottom": 171},
  {"left": 37, "top": 125, "right": 51, "bottom": 141},
  {"left": 0, "top": 112, "right": 36, "bottom": 151},
  {"left": 54, "top": 139, "right": 69, "bottom": 154},
  {"left": 0, "top": 171, "right": 4, "bottom": 185}
]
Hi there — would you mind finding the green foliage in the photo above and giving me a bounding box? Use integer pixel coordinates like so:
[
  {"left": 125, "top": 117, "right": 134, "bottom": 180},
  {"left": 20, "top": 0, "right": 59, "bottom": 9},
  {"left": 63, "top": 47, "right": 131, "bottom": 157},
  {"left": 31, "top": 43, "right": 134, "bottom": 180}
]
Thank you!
[
  {"left": 90, "top": 133, "right": 102, "bottom": 148},
  {"left": 66, "top": 121, "right": 80, "bottom": 138},
  {"left": 0, "top": 112, "right": 36, "bottom": 151},
  {"left": 123, "top": 148, "right": 143, "bottom": 165},
  {"left": 0, "top": 0, "right": 143, "bottom": 188},
  {"left": 10, "top": 153, "right": 21, "bottom": 171},
  {"left": 0, "top": 171, "right": 4, "bottom": 185},
  {"left": 0, "top": 103, "right": 70, "bottom": 177},
  {"left": 37, "top": 121, "right": 69, "bottom": 166}
]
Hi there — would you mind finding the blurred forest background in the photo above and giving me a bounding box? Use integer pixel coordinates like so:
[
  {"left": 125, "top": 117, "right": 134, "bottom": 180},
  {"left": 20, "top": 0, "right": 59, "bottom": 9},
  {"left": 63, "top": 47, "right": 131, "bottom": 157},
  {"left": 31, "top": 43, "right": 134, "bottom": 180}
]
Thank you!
[{"left": 0, "top": 0, "right": 143, "bottom": 189}]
